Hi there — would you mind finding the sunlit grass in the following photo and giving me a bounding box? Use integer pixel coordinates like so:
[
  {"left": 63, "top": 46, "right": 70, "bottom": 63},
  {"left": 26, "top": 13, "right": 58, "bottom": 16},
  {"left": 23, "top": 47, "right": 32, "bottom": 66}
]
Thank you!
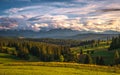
[
  {"left": 0, "top": 63, "right": 120, "bottom": 75},
  {"left": 0, "top": 53, "right": 22, "bottom": 63},
  {"left": 0, "top": 53, "right": 120, "bottom": 75}
]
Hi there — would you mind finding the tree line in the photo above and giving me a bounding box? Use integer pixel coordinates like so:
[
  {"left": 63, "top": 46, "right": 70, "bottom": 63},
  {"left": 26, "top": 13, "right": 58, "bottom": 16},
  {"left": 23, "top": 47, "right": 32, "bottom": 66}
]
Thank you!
[
  {"left": 109, "top": 35, "right": 120, "bottom": 65},
  {"left": 0, "top": 38, "right": 73, "bottom": 62},
  {"left": 0, "top": 38, "right": 101, "bottom": 64},
  {"left": 26, "top": 38, "right": 96, "bottom": 47},
  {"left": 0, "top": 37, "right": 119, "bottom": 66},
  {"left": 109, "top": 35, "right": 120, "bottom": 50}
]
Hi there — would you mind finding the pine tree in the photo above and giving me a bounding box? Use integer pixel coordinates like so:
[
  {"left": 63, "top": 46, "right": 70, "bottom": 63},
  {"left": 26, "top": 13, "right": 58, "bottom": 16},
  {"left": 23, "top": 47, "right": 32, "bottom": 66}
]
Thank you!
[
  {"left": 84, "top": 54, "right": 92, "bottom": 64},
  {"left": 80, "top": 49, "right": 83, "bottom": 55},
  {"left": 114, "top": 50, "right": 120, "bottom": 65},
  {"left": 59, "top": 55, "right": 64, "bottom": 62},
  {"left": 96, "top": 56, "right": 99, "bottom": 65},
  {"left": 109, "top": 36, "right": 120, "bottom": 50},
  {"left": 99, "top": 56, "right": 105, "bottom": 65},
  {"left": 0, "top": 46, "right": 2, "bottom": 52},
  {"left": 96, "top": 56, "right": 105, "bottom": 65}
]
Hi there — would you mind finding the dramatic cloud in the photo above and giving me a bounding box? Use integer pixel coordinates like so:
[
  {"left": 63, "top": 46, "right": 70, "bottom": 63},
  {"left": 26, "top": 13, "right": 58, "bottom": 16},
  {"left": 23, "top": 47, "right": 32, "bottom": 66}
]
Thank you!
[
  {"left": 0, "top": 17, "right": 18, "bottom": 29},
  {"left": 101, "top": 8, "right": 120, "bottom": 12},
  {"left": 0, "top": 0, "right": 120, "bottom": 32}
]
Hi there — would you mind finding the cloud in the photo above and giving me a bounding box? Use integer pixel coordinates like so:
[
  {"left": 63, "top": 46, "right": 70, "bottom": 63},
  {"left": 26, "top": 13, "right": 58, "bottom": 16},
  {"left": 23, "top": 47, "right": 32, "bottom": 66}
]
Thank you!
[
  {"left": 101, "top": 8, "right": 120, "bottom": 12},
  {"left": 0, "top": 15, "right": 120, "bottom": 32},
  {"left": 27, "top": 15, "right": 120, "bottom": 32},
  {"left": 0, "top": 0, "right": 120, "bottom": 32},
  {"left": 85, "top": 18, "right": 120, "bottom": 32},
  {"left": 0, "top": 17, "right": 18, "bottom": 29}
]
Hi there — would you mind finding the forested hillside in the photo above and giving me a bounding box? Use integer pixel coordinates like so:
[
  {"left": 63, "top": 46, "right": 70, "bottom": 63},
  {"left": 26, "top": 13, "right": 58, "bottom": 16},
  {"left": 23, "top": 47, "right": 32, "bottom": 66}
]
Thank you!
[
  {"left": 0, "top": 36, "right": 120, "bottom": 66},
  {"left": 0, "top": 38, "right": 72, "bottom": 62},
  {"left": 26, "top": 38, "right": 95, "bottom": 47},
  {"left": 109, "top": 35, "right": 120, "bottom": 50}
]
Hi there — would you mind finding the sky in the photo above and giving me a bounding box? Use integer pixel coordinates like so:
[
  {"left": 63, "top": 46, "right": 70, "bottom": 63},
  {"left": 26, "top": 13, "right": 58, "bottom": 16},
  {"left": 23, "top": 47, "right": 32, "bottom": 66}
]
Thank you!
[{"left": 0, "top": 0, "right": 120, "bottom": 32}]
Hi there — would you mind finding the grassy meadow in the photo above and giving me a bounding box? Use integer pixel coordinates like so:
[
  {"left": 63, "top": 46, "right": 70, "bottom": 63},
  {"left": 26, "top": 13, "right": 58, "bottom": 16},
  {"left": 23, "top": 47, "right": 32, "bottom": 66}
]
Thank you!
[
  {"left": 70, "top": 41, "right": 118, "bottom": 65},
  {"left": 0, "top": 53, "right": 120, "bottom": 75},
  {"left": 0, "top": 39, "right": 120, "bottom": 75},
  {"left": 0, "top": 64, "right": 120, "bottom": 75}
]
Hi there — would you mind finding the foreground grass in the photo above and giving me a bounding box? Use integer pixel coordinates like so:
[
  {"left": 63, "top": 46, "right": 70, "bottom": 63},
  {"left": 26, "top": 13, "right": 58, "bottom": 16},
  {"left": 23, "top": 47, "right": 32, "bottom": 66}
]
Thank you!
[
  {"left": 0, "top": 53, "right": 120, "bottom": 75},
  {"left": 0, "top": 65, "right": 119, "bottom": 75},
  {"left": 0, "top": 53, "right": 22, "bottom": 64},
  {"left": 0, "top": 62, "right": 119, "bottom": 75}
]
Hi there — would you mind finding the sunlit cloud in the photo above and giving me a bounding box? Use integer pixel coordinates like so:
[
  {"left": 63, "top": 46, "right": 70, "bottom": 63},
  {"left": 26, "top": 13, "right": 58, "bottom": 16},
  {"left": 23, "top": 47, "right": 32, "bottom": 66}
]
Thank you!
[{"left": 0, "top": 0, "right": 120, "bottom": 32}]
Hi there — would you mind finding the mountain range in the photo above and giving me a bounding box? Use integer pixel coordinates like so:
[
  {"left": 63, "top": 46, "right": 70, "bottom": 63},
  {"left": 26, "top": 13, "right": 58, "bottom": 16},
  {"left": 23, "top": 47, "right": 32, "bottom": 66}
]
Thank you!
[{"left": 0, "top": 29, "right": 119, "bottom": 40}]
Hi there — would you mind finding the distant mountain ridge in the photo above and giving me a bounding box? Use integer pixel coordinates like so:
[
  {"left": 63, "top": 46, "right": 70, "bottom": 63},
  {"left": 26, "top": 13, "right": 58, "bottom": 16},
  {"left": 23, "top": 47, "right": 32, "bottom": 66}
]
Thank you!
[{"left": 0, "top": 29, "right": 119, "bottom": 40}]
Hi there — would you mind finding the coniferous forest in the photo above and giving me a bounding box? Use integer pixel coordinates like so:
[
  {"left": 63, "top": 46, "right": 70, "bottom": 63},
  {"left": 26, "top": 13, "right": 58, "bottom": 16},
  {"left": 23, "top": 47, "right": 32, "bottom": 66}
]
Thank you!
[
  {"left": 0, "top": 38, "right": 73, "bottom": 62},
  {"left": 0, "top": 36, "right": 120, "bottom": 66}
]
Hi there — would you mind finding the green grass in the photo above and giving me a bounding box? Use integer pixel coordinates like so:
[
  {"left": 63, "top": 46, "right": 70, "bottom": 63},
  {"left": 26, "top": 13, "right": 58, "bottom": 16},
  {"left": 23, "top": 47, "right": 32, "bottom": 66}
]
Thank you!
[
  {"left": 0, "top": 53, "right": 22, "bottom": 63},
  {"left": 0, "top": 65, "right": 119, "bottom": 75},
  {"left": 71, "top": 43, "right": 109, "bottom": 53},
  {"left": 0, "top": 53, "right": 120, "bottom": 75},
  {"left": 91, "top": 50, "right": 115, "bottom": 64},
  {"left": 0, "top": 62, "right": 120, "bottom": 75},
  {"left": 70, "top": 41, "right": 116, "bottom": 65},
  {"left": 2, "top": 47, "right": 15, "bottom": 50}
]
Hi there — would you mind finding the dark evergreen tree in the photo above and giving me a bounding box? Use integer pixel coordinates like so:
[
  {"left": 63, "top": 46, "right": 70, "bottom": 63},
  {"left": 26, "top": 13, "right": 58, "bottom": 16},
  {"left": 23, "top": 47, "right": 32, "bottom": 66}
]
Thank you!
[
  {"left": 96, "top": 56, "right": 105, "bottom": 65},
  {"left": 99, "top": 56, "right": 105, "bottom": 65},
  {"left": 114, "top": 50, "right": 120, "bottom": 65},
  {"left": 80, "top": 49, "right": 83, "bottom": 55},
  {"left": 109, "top": 35, "right": 120, "bottom": 50},
  {"left": 59, "top": 55, "right": 64, "bottom": 62},
  {"left": 96, "top": 56, "right": 99, "bottom": 65},
  {"left": 84, "top": 54, "right": 92, "bottom": 64}
]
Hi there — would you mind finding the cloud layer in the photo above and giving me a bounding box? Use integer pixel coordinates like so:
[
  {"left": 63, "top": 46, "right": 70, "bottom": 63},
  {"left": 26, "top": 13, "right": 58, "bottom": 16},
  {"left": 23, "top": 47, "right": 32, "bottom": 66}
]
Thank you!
[{"left": 0, "top": 0, "right": 120, "bottom": 32}]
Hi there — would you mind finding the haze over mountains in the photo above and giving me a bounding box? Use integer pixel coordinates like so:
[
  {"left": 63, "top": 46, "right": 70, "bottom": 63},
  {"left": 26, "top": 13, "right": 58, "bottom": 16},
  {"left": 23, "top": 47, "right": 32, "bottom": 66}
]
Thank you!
[{"left": 0, "top": 29, "right": 119, "bottom": 40}]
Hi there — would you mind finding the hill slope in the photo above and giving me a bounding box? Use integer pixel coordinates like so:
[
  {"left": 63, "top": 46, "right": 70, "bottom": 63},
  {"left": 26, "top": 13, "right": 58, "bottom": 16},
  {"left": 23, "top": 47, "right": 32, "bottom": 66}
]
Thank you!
[{"left": 0, "top": 53, "right": 21, "bottom": 63}]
